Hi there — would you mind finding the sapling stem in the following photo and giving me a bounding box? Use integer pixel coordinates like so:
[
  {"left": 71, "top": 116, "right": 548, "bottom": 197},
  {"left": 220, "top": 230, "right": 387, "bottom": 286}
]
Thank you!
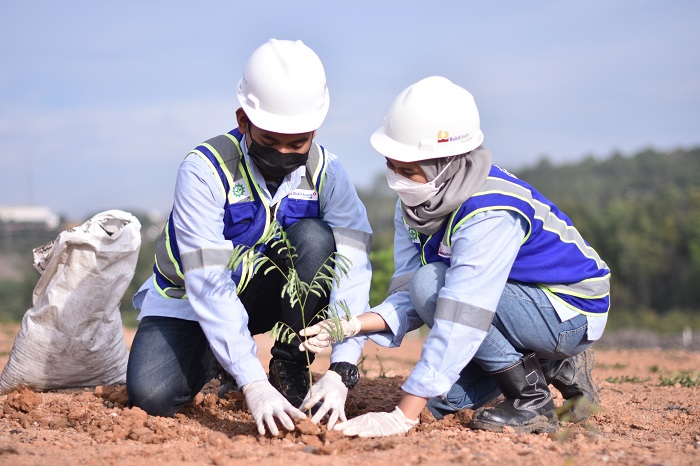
[{"left": 229, "top": 220, "right": 353, "bottom": 415}]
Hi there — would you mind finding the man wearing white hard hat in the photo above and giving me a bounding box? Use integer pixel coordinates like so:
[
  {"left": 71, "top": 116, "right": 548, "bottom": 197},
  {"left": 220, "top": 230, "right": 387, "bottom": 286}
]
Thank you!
[
  {"left": 126, "top": 39, "right": 372, "bottom": 436},
  {"left": 300, "top": 76, "right": 610, "bottom": 436}
]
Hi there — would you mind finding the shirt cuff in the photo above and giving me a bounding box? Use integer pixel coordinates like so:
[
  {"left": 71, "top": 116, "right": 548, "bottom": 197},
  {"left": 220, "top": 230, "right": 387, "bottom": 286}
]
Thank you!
[
  {"left": 330, "top": 334, "right": 367, "bottom": 364},
  {"left": 366, "top": 303, "right": 405, "bottom": 348},
  {"left": 229, "top": 353, "right": 268, "bottom": 388},
  {"left": 401, "top": 360, "right": 453, "bottom": 398}
]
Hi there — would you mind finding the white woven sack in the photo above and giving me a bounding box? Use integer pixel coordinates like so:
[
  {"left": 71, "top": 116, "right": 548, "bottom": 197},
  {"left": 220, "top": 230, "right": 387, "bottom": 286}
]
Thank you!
[{"left": 0, "top": 210, "right": 141, "bottom": 393}]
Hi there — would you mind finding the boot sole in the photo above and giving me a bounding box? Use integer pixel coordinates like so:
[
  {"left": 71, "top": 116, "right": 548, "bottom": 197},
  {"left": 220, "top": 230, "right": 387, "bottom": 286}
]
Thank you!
[{"left": 469, "top": 415, "right": 559, "bottom": 434}]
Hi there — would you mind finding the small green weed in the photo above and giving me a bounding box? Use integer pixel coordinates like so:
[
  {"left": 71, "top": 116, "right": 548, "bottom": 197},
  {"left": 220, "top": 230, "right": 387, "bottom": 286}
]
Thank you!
[
  {"left": 658, "top": 371, "right": 700, "bottom": 387},
  {"left": 597, "top": 362, "right": 627, "bottom": 370},
  {"left": 605, "top": 375, "right": 651, "bottom": 384},
  {"left": 356, "top": 354, "right": 369, "bottom": 377},
  {"left": 375, "top": 354, "right": 387, "bottom": 378}
]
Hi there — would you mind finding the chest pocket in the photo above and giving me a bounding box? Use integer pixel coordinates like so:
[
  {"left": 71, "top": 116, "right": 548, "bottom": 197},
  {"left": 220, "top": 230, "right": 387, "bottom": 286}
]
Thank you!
[
  {"left": 223, "top": 202, "right": 266, "bottom": 247},
  {"left": 278, "top": 197, "right": 320, "bottom": 228}
]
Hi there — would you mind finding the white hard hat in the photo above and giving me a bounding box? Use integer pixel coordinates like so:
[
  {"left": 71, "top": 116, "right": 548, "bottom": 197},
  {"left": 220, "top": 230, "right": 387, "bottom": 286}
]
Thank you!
[
  {"left": 370, "top": 76, "right": 484, "bottom": 162},
  {"left": 237, "top": 39, "right": 329, "bottom": 134}
]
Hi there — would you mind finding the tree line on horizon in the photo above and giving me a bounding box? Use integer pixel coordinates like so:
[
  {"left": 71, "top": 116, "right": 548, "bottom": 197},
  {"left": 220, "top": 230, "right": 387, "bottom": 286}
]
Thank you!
[{"left": 1, "top": 146, "right": 699, "bottom": 331}]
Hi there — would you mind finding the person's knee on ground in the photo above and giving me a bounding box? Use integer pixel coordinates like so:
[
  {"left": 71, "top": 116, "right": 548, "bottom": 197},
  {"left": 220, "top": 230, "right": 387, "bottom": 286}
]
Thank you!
[
  {"left": 410, "top": 262, "right": 448, "bottom": 328},
  {"left": 126, "top": 317, "right": 218, "bottom": 417},
  {"left": 127, "top": 378, "right": 186, "bottom": 418}
]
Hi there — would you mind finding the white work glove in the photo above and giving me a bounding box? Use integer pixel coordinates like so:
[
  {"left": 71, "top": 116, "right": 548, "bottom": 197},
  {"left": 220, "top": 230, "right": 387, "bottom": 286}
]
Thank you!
[
  {"left": 242, "top": 379, "right": 306, "bottom": 436},
  {"left": 298, "top": 315, "right": 362, "bottom": 354},
  {"left": 333, "top": 406, "right": 419, "bottom": 438},
  {"left": 300, "top": 371, "right": 348, "bottom": 429}
]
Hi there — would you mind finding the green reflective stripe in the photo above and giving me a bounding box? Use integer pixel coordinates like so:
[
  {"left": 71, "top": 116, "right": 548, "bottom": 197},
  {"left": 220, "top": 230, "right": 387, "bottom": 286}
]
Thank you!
[
  {"left": 224, "top": 132, "right": 242, "bottom": 153},
  {"left": 332, "top": 227, "right": 371, "bottom": 254},
  {"left": 181, "top": 248, "right": 234, "bottom": 272},
  {"left": 153, "top": 218, "right": 186, "bottom": 299},
  {"left": 311, "top": 144, "right": 325, "bottom": 210},
  {"left": 448, "top": 206, "right": 533, "bottom": 247},
  {"left": 435, "top": 297, "right": 495, "bottom": 332},
  {"left": 151, "top": 275, "right": 187, "bottom": 299},
  {"left": 443, "top": 209, "right": 462, "bottom": 246},
  {"left": 201, "top": 142, "right": 237, "bottom": 204},
  {"left": 223, "top": 133, "right": 255, "bottom": 202},
  {"left": 462, "top": 176, "right": 606, "bottom": 269},
  {"left": 542, "top": 288, "right": 610, "bottom": 316},
  {"left": 192, "top": 149, "right": 227, "bottom": 199},
  {"left": 154, "top": 218, "right": 184, "bottom": 281},
  {"left": 420, "top": 232, "right": 435, "bottom": 266},
  {"left": 541, "top": 274, "right": 611, "bottom": 299},
  {"left": 389, "top": 272, "right": 413, "bottom": 294}
]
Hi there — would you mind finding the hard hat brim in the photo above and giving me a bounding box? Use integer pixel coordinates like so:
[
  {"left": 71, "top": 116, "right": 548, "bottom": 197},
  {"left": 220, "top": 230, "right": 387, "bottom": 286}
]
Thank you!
[
  {"left": 370, "top": 126, "right": 484, "bottom": 162},
  {"left": 236, "top": 78, "right": 329, "bottom": 134}
]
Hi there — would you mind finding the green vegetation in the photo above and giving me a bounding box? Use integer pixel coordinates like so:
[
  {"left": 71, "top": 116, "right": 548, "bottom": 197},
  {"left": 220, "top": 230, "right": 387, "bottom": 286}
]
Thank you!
[
  {"left": 227, "top": 220, "right": 353, "bottom": 395},
  {"left": 226, "top": 220, "right": 353, "bottom": 346},
  {"left": 658, "top": 371, "right": 700, "bottom": 387},
  {"left": 1, "top": 146, "right": 700, "bottom": 335},
  {"left": 605, "top": 375, "right": 652, "bottom": 384}
]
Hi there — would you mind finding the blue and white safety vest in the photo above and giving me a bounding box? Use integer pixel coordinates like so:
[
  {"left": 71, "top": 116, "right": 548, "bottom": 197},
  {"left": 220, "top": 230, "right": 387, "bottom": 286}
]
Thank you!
[
  {"left": 405, "top": 165, "right": 610, "bottom": 315},
  {"left": 152, "top": 128, "right": 328, "bottom": 299}
]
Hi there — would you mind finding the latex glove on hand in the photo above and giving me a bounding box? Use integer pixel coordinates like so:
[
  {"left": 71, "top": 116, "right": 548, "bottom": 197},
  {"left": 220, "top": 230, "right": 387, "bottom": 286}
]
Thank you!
[
  {"left": 333, "top": 406, "right": 419, "bottom": 438},
  {"left": 242, "top": 379, "right": 306, "bottom": 436},
  {"left": 298, "top": 315, "right": 361, "bottom": 354},
  {"left": 300, "top": 371, "right": 348, "bottom": 429}
]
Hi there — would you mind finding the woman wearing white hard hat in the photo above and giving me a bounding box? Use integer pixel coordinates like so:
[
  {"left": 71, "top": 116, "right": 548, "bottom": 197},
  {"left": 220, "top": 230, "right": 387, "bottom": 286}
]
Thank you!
[{"left": 300, "top": 76, "right": 610, "bottom": 436}]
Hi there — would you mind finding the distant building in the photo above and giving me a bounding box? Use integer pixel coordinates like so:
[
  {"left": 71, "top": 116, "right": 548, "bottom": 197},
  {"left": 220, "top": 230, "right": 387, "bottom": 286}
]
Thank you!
[{"left": 0, "top": 205, "right": 60, "bottom": 230}]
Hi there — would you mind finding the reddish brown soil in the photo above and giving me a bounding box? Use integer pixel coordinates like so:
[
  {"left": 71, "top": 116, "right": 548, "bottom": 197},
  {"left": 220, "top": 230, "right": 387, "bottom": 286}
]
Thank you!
[{"left": 1, "top": 324, "right": 699, "bottom": 466}]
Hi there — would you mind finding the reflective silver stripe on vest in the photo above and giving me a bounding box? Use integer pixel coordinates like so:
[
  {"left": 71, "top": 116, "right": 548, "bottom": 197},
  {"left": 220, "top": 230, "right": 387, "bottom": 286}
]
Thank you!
[
  {"left": 154, "top": 223, "right": 184, "bottom": 287},
  {"left": 435, "top": 297, "right": 495, "bottom": 332},
  {"left": 542, "top": 275, "right": 610, "bottom": 298},
  {"left": 388, "top": 272, "right": 413, "bottom": 294},
  {"left": 445, "top": 176, "right": 610, "bottom": 301},
  {"left": 470, "top": 176, "right": 607, "bottom": 270},
  {"left": 332, "top": 226, "right": 371, "bottom": 254},
  {"left": 154, "top": 132, "right": 328, "bottom": 299},
  {"left": 180, "top": 247, "right": 234, "bottom": 272}
]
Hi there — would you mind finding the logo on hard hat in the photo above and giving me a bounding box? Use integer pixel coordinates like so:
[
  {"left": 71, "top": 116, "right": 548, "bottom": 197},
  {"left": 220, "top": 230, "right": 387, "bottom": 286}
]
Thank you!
[{"left": 438, "top": 132, "right": 472, "bottom": 144}]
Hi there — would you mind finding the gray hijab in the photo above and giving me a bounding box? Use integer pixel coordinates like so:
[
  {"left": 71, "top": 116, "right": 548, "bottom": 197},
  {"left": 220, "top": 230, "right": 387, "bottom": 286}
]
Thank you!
[{"left": 401, "top": 145, "right": 493, "bottom": 235}]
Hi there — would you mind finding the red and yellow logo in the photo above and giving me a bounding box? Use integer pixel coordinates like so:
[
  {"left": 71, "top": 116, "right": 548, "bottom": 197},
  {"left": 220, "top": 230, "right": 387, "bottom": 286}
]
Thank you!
[{"left": 437, "top": 130, "right": 449, "bottom": 143}]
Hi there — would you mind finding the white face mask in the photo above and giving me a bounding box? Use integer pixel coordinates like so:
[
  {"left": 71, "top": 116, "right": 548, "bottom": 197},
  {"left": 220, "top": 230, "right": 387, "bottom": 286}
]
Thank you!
[{"left": 386, "top": 167, "right": 443, "bottom": 207}]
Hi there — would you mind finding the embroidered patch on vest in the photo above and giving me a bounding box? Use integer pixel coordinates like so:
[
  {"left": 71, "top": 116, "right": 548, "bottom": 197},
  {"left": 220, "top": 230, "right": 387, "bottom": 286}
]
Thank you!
[
  {"left": 289, "top": 189, "right": 318, "bottom": 201},
  {"left": 230, "top": 179, "right": 250, "bottom": 202},
  {"left": 405, "top": 225, "right": 420, "bottom": 244}
]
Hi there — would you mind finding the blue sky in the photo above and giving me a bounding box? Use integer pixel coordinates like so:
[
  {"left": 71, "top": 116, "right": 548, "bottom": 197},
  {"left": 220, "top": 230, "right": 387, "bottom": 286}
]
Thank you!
[{"left": 1, "top": 1, "right": 699, "bottom": 220}]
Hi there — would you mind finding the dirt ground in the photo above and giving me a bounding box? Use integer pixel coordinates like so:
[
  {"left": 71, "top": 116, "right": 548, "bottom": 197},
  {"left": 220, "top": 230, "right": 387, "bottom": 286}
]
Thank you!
[{"left": 1, "top": 323, "right": 699, "bottom": 466}]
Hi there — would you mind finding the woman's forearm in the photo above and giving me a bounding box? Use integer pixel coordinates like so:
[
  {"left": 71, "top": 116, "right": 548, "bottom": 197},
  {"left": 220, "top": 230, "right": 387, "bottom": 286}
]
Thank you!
[{"left": 357, "top": 312, "right": 390, "bottom": 332}]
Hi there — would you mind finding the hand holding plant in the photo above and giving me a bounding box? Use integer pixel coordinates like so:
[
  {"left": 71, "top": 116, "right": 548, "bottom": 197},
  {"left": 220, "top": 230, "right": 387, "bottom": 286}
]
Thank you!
[
  {"left": 298, "top": 315, "right": 362, "bottom": 354},
  {"left": 228, "top": 220, "right": 357, "bottom": 430}
]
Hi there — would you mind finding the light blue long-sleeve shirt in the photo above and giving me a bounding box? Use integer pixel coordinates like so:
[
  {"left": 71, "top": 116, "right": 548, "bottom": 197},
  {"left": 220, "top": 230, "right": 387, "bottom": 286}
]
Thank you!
[
  {"left": 369, "top": 201, "right": 606, "bottom": 398},
  {"left": 135, "top": 135, "right": 372, "bottom": 388}
]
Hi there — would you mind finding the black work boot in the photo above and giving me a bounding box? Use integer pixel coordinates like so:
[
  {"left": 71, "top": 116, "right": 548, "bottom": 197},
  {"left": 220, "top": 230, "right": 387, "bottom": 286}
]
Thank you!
[
  {"left": 217, "top": 371, "right": 241, "bottom": 398},
  {"left": 268, "top": 358, "right": 310, "bottom": 408},
  {"left": 540, "top": 346, "right": 600, "bottom": 422},
  {"left": 469, "top": 353, "right": 558, "bottom": 434}
]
